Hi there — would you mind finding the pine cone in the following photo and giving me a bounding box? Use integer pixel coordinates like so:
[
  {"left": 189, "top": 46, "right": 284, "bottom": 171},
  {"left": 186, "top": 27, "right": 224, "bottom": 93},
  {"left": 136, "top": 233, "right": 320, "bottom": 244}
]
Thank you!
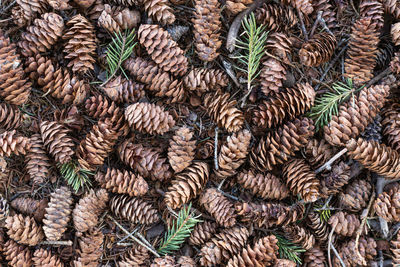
[
  {"left": 255, "top": 3, "right": 298, "bottom": 32},
  {"left": 226, "top": 235, "right": 278, "bottom": 267},
  {"left": 98, "top": 4, "right": 140, "bottom": 34},
  {"left": 63, "top": 14, "right": 96, "bottom": 74},
  {"left": 73, "top": 0, "right": 96, "bottom": 8},
  {"left": 304, "top": 138, "right": 336, "bottom": 169},
  {"left": 335, "top": 237, "right": 376, "bottom": 266},
  {"left": 383, "top": 0, "right": 400, "bottom": 19},
  {"left": 189, "top": 221, "right": 217, "bottom": 246},
  {"left": 281, "top": 0, "right": 313, "bottom": 14},
  {"left": 344, "top": 18, "right": 379, "bottom": 86},
  {"left": 26, "top": 133, "right": 51, "bottom": 185},
  {"left": 33, "top": 249, "right": 64, "bottom": 267},
  {"left": 143, "top": 0, "right": 175, "bottom": 25},
  {"left": 196, "top": 139, "right": 214, "bottom": 159},
  {"left": 266, "top": 32, "right": 293, "bottom": 64},
  {"left": 43, "top": 187, "right": 73, "bottom": 241},
  {"left": 320, "top": 161, "right": 351, "bottom": 196},
  {"left": 199, "top": 188, "right": 236, "bottom": 227},
  {"left": 0, "top": 130, "right": 31, "bottom": 157},
  {"left": 177, "top": 256, "right": 195, "bottom": 267},
  {"left": 362, "top": 113, "right": 383, "bottom": 142},
  {"left": 168, "top": 127, "right": 196, "bottom": 173},
  {"left": 203, "top": 90, "right": 244, "bottom": 133},
  {"left": 86, "top": 0, "right": 104, "bottom": 20},
  {"left": 118, "top": 244, "right": 150, "bottom": 267},
  {"left": 392, "top": 22, "right": 400, "bottom": 47},
  {"left": 250, "top": 117, "right": 315, "bottom": 171},
  {"left": 328, "top": 211, "right": 360, "bottom": 237},
  {"left": 226, "top": 0, "right": 253, "bottom": 14},
  {"left": 324, "top": 84, "right": 389, "bottom": 147},
  {"left": 18, "top": 12, "right": 64, "bottom": 57},
  {"left": 10, "top": 197, "right": 48, "bottom": 222},
  {"left": 391, "top": 232, "right": 400, "bottom": 265},
  {"left": 47, "top": 0, "right": 71, "bottom": 9},
  {"left": 382, "top": 103, "right": 400, "bottom": 152},
  {"left": 12, "top": 0, "right": 47, "bottom": 27},
  {"left": 4, "top": 240, "right": 32, "bottom": 267},
  {"left": 0, "top": 103, "right": 21, "bottom": 130},
  {"left": 237, "top": 169, "right": 289, "bottom": 200},
  {"left": 376, "top": 38, "right": 394, "bottom": 70},
  {"left": 284, "top": 225, "right": 315, "bottom": 250},
  {"left": 73, "top": 189, "right": 108, "bottom": 234},
  {"left": 101, "top": 76, "right": 144, "bottom": 104},
  {"left": 123, "top": 57, "right": 160, "bottom": 85},
  {"left": 110, "top": 194, "right": 159, "bottom": 224},
  {"left": 39, "top": 120, "right": 75, "bottom": 164},
  {"left": 200, "top": 226, "right": 250, "bottom": 266},
  {"left": 183, "top": 68, "right": 228, "bottom": 94},
  {"left": 299, "top": 32, "right": 337, "bottom": 67},
  {"left": 360, "top": 0, "right": 384, "bottom": 30},
  {"left": 339, "top": 179, "right": 372, "bottom": 212},
  {"left": 151, "top": 255, "right": 175, "bottom": 267},
  {"left": 138, "top": 24, "right": 188, "bottom": 76},
  {"left": 307, "top": 212, "right": 329, "bottom": 242},
  {"left": 0, "top": 195, "right": 8, "bottom": 221},
  {"left": 54, "top": 106, "right": 85, "bottom": 131},
  {"left": 374, "top": 185, "right": 400, "bottom": 222},
  {"left": 311, "top": 0, "right": 337, "bottom": 31},
  {"left": 5, "top": 214, "right": 44, "bottom": 246},
  {"left": 253, "top": 83, "right": 315, "bottom": 129},
  {"left": 274, "top": 259, "right": 296, "bottom": 267},
  {"left": 95, "top": 168, "right": 148, "bottom": 197},
  {"left": 304, "top": 246, "right": 326, "bottom": 267},
  {"left": 74, "top": 228, "right": 103, "bottom": 267},
  {"left": 259, "top": 58, "right": 287, "bottom": 96}
]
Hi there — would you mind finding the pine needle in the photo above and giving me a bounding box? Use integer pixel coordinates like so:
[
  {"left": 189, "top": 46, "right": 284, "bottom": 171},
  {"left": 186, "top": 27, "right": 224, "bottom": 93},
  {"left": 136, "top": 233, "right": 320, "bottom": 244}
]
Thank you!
[
  {"left": 58, "top": 161, "right": 93, "bottom": 193},
  {"left": 275, "top": 234, "right": 305, "bottom": 264},
  {"left": 314, "top": 204, "right": 332, "bottom": 222},
  {"left": 157, "top": 203, "right": 201, "bottom": 256}
]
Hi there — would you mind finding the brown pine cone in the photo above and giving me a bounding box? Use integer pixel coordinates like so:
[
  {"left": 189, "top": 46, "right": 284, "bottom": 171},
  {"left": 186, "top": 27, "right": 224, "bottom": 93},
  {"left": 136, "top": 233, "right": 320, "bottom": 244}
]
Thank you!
[
  {"left": 360, "top": 0, "right": 384, "bottom": 30},
  {"left": 304, "top": 246, "right": 326, "bottom": 267},
  {"left": 226, "top": 0, "right": 253, "bottom": 14},
  {"left": 95, "top": 168, "right": 148, "bottom": 197},
  {"left": 12, "top": 0, "right": 47, "bottom": 27},
  {"left": 196, "top": 139, "right": 214, "bottom": 159},
  {"left": 0, "top": 195, "right": 8, "bottom": 221},
  {"left": 199, "top": 188, "right": 236, "bottom": 227},
  {"left": 255, "top": 3, "right": 298, "bottom": 32},
  {"left": 0, "top": 130, "right": 31, "bottom": 157},
  {"left": 33, "top": 248, "right": 64, "bottom": 267},
  {"left": 168, "top": 127, "right": 196, "bottom": 173},
  {"left": 43, "top": 187, "right": 73, "bottom": 241},
  {"left": 54, "top": 106, "right": 85, "bottom": 131},
  {"left": 124, "top": 57, "right": 160, "bottom": 85},
  {"left": 284, "top": 225, "right": 315, "bottom": 250},
  {"left": 374, "top": 185, "right": 400, "bottom": 222},
  {"left": 274, "top": 259, "right": 296, "bottom": 267},
  {"left": 47, "top": 0, "right": 71, "bottom": 9},
  {"left": 0, "top": 103, "right": 21, "bottom": 130},
  {"left": 311, "top": 0, "right": 337, "bottom": 31},
  {"left": 165, "top": 162, "right": 209, "bottom": 209},
  {"left": 74, "top": 228, "right": 103, "bottom": 267},
  {"left": 226, "top": 235, "right": 278, "bottom": 267},
  {"left": 250, "top": 117, "right": 315, "bottom": 171},
  {"left": 391, "top": 52, "right": 400, "bottom": 75},
  {"left": 237, "top": 169, "right": 289, "bottom": 200},
  {"left": 63, "top": 14, "right": 97, "bottom": 74},
  {"left": 304, "top": 138, "right": 336, "bottom": 169},
  {"left": 4, "top": 240, "right": 32, "bottom": 267},
  {"left": 101, "top": 76, "right": 144, "bottom": 104},
  {"left": 328, "top": 211, "right": 360, "bottom": 237},
  {"left": 382, "top": 103, "right": 400, "bottom": 152},
  {"left": 151, "top": 255, "right": 175, "bottom": 267},
  {"left": 10, "top": 197, "right": 48, "bottom": 222},
  {"left": 188, "top": 221, "right": 217, "bottom": 246},
  {"left": 259, "top": 58, "right": 287, "bottom": 96},
  {"left": 39, "top": 120, "right": 75, "bottom": 164},
  {"left": 204, "top": 90, "right": 244, "bottom": 133},
  {"left": 392, "top": 22, "right": 400, "bottom": 47},
  {"left": 324, "top": 84, "right": 389, "bottom": 147},
  {"left": 320, "top": 161, "right": 351, "bottom": 196},
  {"left": 98, "top": 4, "right": 140, "bottom": 34},
  {"left": 253, "top": 83, "right": 315, "bottom": 129},
  {"left": 118, "top": 244, "right": 149, "bottom": 267},
  {"left": 73, "top": 0, "right": 96, "bottom": 8},
  {"left": 299, "top": 32, "right": 337, "bottom": 67},
  {"left": 266, "top": 33, "right": 292, "bottom": 64},
  {"left": 281, "top": 0, "right": 313, "bottom": 14},
  {"left": 143, "top": 0, "right": 175, "bottom": 25},
  {"left": 383, "top": 0, "right": 400, "bottom": 19},
  {"left": 5, "top": 214, "right": 44, "bottom": 246},
  {"left": 73, "top": 189, "right": 108, "bottom": 234},
  {"left": 335, "top": 237, "right": 377, "bottom": 266},
  {"left": 138, "top": 24, "right": 188, "bottom": 76},
  {"left": 183, "top": 68, "right": 228, "bottom": 94},
  {"left": 110, "top": 194, "right": 159, "bottom": 224},
  {"left": 177, "top": 256, "right": 195, "bottom": 267},
  {"left": 391, "top": 232, "right": 400, "bottom": 265},
  {"left": 118, "top": 140, "right": 172, "bottom": 181},
  {"left": 18, "top": 12, "right": 64, "bottom": 57},
  {"left": 200, "top": 226, "right": 250, "bottom": 266},
  {"left": 344, "top": 18, "right": 380, "bottom": 86},
  {"left": 86, "top": 0, "right": 104, "bottom": 20},
  {"left": 339, "top": 179, "right": 372, "bottom": 212},
  {"left": 307, "top": 212, "right": 329, "bottom": 242},
  {"left": 26, "top": 133, "right": 51, "bottom": 186}
]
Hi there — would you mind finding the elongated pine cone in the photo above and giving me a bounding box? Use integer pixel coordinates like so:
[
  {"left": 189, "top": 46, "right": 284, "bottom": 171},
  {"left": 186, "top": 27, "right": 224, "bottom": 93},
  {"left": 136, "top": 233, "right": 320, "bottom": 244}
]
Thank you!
[
  {"left": 0, "top": 130, "right": 31, "bottom": 157},
  {"left": 226, "top": 0, "right": 253, "bottom": 14},
  {"left": 118, "top": 244, "right": 150, "bottom": 267},
  {"left": 33, "top": 249, "right": 64, "bottom": 267},
  {"left": 324, "top": 84, "right": 389, "bottom": 147},
  {"left": 26, "top": 133, "right": 51, "bottom": 185},
  {"left": 0, "top": 32, "right": 31, "bottom": 105},
  {"left": 253, "top": 83, "right": 315, "bottom": 129},
  {"left": 39, "top": 120, "right": 75, "bottom": 164},
  {"left": 344, "top": 18, "right": 379, "bottom": 86},
  {"left": 54, "top": 106, "right": 84, "bottom": 131},
  {"left": 266, "top": 32, "right": 293, "bottom": 64},
  {"left": 193, "top": 0, "right": 222, "bottom": 61},
  {"left": 281, "top": 0, "right": 313, "bottom": 14},
  {"left": 321, "top": 161, "right": 351, "bottom": 196},
  {"left": 339, "top": 179, "right": 372, "bottom": 212},
  {"left": 284, "top": 225, "right": 315, "bottom": 250},
  {"left": 12, "top": 0, "right": 47, "bottom": 27},
  {"left": 138, "top": 24, "right": 188, "bottom": 76},
  {"left": 189, "top": 221, "right": 217, "bottom": 246},
  {"left": 118, "top": 140, "right": 172, "bottom": 181},
  {"left": 199, "top": 188, "right": 236, "bottom": 227},
  {"left": 98, "top": 4, "right": 140, "bottom": 34},
  {"left": 374, "top": 185, "right": 400, "bottom": 222},
  {"left": 10, "top": 197, "right": 48, "bottom": 222},
  {"left": 151, "top": 256, "right": 175, "bottom": 267},
  {"left": 307, "top": 212, "right": 329, "bottom": 242},
  {"left": 304, "top": 246, "right": 326, "bottom": 267},
  {"left": 18, "top": 12, "right": 64, "bottom": 57},
  {"left": 73, "top": 189, "right": 108, "bottom": 234},
  {"left": 384, "top": 0, "right": 400, "bottom": 19},
  {"left": 5, "top": 214, "right": 44, "bottom": 246},
  {"left": 101, "top": 76, "right": 144, "bottom": 104},
  {"left": 200, "top": 226, "right": 250, "bottom": 266},
  {"left": 311, "top": 0, "right": 337, "bottom": 31},
  {"left": 110, "top": 194, "right": 159, "bottom": 225},
  {"left": 255, "top": 3, "right": 298, "bottom": 32},
  {"left": 74, "top": 228, "right": 103, "bottom": 267},
  {"left": 259, "top": 58, "right": 286, "bottom": 96},
  {"left": 275, "top": 259, "right": 296, "bottom": 267},
  {"left": 178, "top": 256, "right": 195, "bottom": 267},
  {"left": 168, "top": 127, "right": 196, "bottom": 173},
  {"left": 359, "top": 0, "right": 384, "bottom": 30},
  {"left": 63, "top": 14, "right": 97, "bottom": 74},
  {"left": 183, "top": 68, "right": 228, "bottom": 94},
  {"left": 304, "top": 138, "right": 336, "bottom": 168},
  {"left": 328, "top": 211, "right": 360, "bottom": 237},
  {"left": 43, "top": 187, "right": 73, "bottom": 241},
  {"left": 299, "top": 32, "right": 337, "bottom": 67},
  {"left": 143, "top": 0, "right": 175, "bottom": 25},
  {"left": 0, "top": 103, "right": 21, "bottom": 130},
  {"left": 95, "top": 168, "right": 148, "bottom": 197},
  {"left": 250, "top": 117, "right": 315, "bottom": 171},
  {"left": 335, "top": 237, "right": 376, "bottom": 266},
  {"left": 4, "top": 240, "right": 32, "bottom": 267},
  {"left": 204, "top": 90, "right": 244, "bottom": 133},
  {"left": 382, "top": 103, "right": 400, "bottom": 152},
  {"left": 391, "top": 232, "right": 400, "bottom": 265}
]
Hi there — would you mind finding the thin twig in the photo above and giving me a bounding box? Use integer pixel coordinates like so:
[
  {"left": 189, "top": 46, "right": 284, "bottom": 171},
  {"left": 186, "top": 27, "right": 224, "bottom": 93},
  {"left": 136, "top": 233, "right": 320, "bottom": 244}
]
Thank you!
[
  {"left": 315, "top": 148, "right": 348, "bottom": 174},
  {"left": 117, "top": 226, "right": 140, "bottom": 244},
  {"left": 309, "top": 11, "right": 323, "bottom": 38},
  {"left": 0, "top": 0, "right": 15, "bottom": 15},
  {"left": 221, "top": 58, "right": 241, "bottom": 88},
  {"left": 214, "top": 126, "right": 219, "bottom": 170},
  {"left": 297, "top": 8, "right": 308, "bottom": 41},
  {"left": 364, "top": 67, "right": 392, "bottom": 88},
  {"left": 331, "top": 244, "right": 346, "bottom": 267},
  {"left": 328, "top": 224, "right": 336, "bottom": 267},
  {"left": 354, "top": 194, "right": 375, "bottom": 264},
  {"left": 40, "top": 240, "right": 73, "bottom": 246},
  {"left": 376, "top": 175, "right": 389, "bottom": 239}
]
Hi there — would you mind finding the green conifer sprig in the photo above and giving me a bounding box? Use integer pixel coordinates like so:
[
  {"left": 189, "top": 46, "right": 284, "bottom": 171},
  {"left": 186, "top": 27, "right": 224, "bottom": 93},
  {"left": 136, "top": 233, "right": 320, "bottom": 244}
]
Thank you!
[
  {"left": 58, "top": 161, "right": 93, "bottom": 192},
  {"left": 275, "top": 234, "right": 305, "bottom": 264}
]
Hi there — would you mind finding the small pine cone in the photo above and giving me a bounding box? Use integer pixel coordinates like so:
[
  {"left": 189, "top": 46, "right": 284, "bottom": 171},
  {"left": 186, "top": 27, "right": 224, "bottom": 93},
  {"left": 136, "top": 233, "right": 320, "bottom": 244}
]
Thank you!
[
  {"left": 376, "top": 38, "right": 394, "bottom": 70},
  {"left": 281, "top": 0, "right": 313, "bottom": 14},
  {"left": 123, "top": 57, "right": 159, "bottom": 85},
  {"left": 339, "top": 179, "right": 372, "bottom": 212},
  {"left": 4, "top": 240, "right": 32, "bottom": 267},
  {"left": 335, "top": 237, "right": 377, "bottom": 266},
  {"left": 18, "top": 13, "right": 64, "bottom": 57},
  {"left": 299, "top": 32, "right": 337, "bottom": 67},
  {"left": 0, "top": 195, "right": 8, "bottom": 221},
  {"left": 118, "top": 140, "right": 172, "bottom": 181},
  {"left": 253, "top": 83, "right": 316, "bottom": 129},
  {"left": 73, "top": 189, "right": 108, "bottom": 234},
  {"left": 125, "top": 102, "right": 175, "bottom": 135},
  {"left": 12, "top": 0, "right": 47, "bottom": 27},
  {"left": 86, "top": 0, "right": 105, "bottom": 20},
  {"left": 74, "top": 228, "right": 103, "bottom": 267},
  {"left": 143, "top": 0, "right": 175, "bottom": 25},
  {"left": 382, "top": 103, "right": 400, "bottom": 152},
  {"left": 26, "top": 134, "right": 51, "bottom": 186},
  {"left": 226, "top": 0, "right": 254, "bottom": 14},
  {"left": 390, "top": 52, "right": 400, "bottom": 74},
  {"left": 199, "top": 188, "right": 236, "bottom": 227},
  {"left": 196, "top": 139, "right": 214, "bottom": 159},
  {"left": 168, "top": 127, "right": 196, "bottom": 173},
  {"left": 374, "top": 185, "right": 400, "bottom": 222},
  {"left": 361, "top": 114, "right": 382, "bottom": 142},
  {"left": 98, "top": 5, "right": 140, "bottom": 34},
  {"left": 307, "top": 212, "right": 329, "bottom": 242},
  {"left": 237, "top": 170, "right": 289, "bottom": 200},
  {"left": 226, "top": 235, "right": 278, "bottom": 267},
  {"left": 101, "top": 76, "right": 144, "bottom": 104},
  {"left": 95, "top": 168, "right": 148, "bottom": 197},
  {"left": 54, "top": 106, "right": 85, "bottom": 131},
  {"left": 360, "top": 0, "right": 384, "bottom": 30},
  {"left": 204, "top": 90, "right": 244, "bottom": 133},
  {"left": 73, "top": 0, "right": 96, "bottom": 8},
  {"left": 5, "top": 214, "right": 44, "bottom": 246},
  {"left": 200, "top": 226, "right": 250, "bottom": 266},
  {"left": 392, "top": 22, "right": 400, "bottom": 46},
  {"left": 0, "top": 103, "right": 21, "bottom": 130},
  {"left": 178, "top": 256, "right": 195, "bottom": 267},
  {"left": 274, "top": 259, "right": 296, "bottom": 267},
  {"left": 33, "top": 249, "right": 64, "bottom": 267},
  {"left": 259, "top": 58, "right": 286, "bottom": 96},
  {"left": 47, "top": 0, "right": 71, "bottom": 9},
  {"left": 324, "top": 84, "right": 389, "bottom": 147},
  {"left": 328, "top": 211, "right": 360, "bottom": 237},
  {"left": 138, "top": 24, "right": 188, "bottom": 76},
  {"left": 344, "top": 18, "right": 379, "bottom": 86},
  {"left": 118, "top": 244, "right": 149, "bottom": 267},
  {"left": 0, "top": 130, "right": 30, "bottom": 157},
  {"left": 151, "top": 255, "right": 175, "bottom": 267},
  {"left": 304, "top": 138, "right": 336, "bottom": 169},
  {"left": 391, "top": 232, "right": 400, "bottom": 265},
  {"left": 304, "top": 246, "right": 326, "bottom": 267},
  {"left": 311, "top": 0, "right": 337, "bottom": 31},
  {"left": 255, "top": 3, "right": 298, "bottom": 32},
  {"left": 284, "top": 225, "right": 315, "bottom": 250},
  {"left": 39, "top": 120, "right": 75, "bottom": 164},
  {"left": 110, "top": 194, "right": 159, "bottom": 224},
  {"left": 43, "top": 187, "right": 73, "bottom": 241},
  {"left": 11, "top": 197, "right": 47, "bottom": 222},
  {"left": 383, "top": 0, "right": 400, "bottom": 19},
  {"left": 183, "top": 68, "right": 228, "bottom": 94},
  {"left": 321, "top": 161, "right": 351, "bottom": 196},
  {"left": 189, "top": 221, "right": 217, "bottom": 246}
]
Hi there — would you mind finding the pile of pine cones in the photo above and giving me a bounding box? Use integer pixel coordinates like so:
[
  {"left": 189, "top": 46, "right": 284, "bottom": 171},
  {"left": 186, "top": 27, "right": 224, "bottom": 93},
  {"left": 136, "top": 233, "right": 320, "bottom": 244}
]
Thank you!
[{"left": 0, "top": 0, "right": 400, "bottom": 266}]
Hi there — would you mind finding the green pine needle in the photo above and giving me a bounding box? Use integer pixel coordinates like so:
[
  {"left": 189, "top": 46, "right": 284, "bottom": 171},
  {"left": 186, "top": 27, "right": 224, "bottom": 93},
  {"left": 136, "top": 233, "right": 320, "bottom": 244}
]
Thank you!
[
  {"left": 314, "top": 204, "right": 332, "bottom": 222},
  {"left": 157, "top": 203, "right": 201, "bottom": 256},
  {"left": 275, "top": 234, "right": 305, "bottom": 264},
  {"left": 58, "top": 161, "right": 93, "bottom": 192}
]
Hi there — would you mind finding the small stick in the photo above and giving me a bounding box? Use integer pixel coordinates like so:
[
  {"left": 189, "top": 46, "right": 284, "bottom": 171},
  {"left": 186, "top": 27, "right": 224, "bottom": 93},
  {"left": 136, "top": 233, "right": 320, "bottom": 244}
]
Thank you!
[
  {"left": 214, "top": 127, "right": 219, "bottom": 170},
  {"left": 331, "top": 244, "right": 346, "bottom": 267},
  {"left": 364, "top": 67, "right": 391, "bottom": 88},
  {"left": 376, "top": 175, "right": 389, "bottom": 239},
  {"left": 40, "top": 240, "right": 73, "bottom": 246},
  {"left": 117, "top": 226, "right": 140, "bottom": 244},
  {"left": 354, "top": 194, "right": 375, "bottom": 264},
  {"left": 328, "top": 224, "right": 336, "bottom": 267},
  {"left": 0, "top": 0, "right": 15, "bottom": 15},
  {"left": 221, "top": 58, "right": 241, "bottom": 88},
  {"left": 296, "top": 8, "right": 308, "bottom": 41},
  {"left": 315, "top": 148, "right": 348, "bottom": 174},
  {"left": 309, "top": 11, "right": 323, "bottom": 38}
]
